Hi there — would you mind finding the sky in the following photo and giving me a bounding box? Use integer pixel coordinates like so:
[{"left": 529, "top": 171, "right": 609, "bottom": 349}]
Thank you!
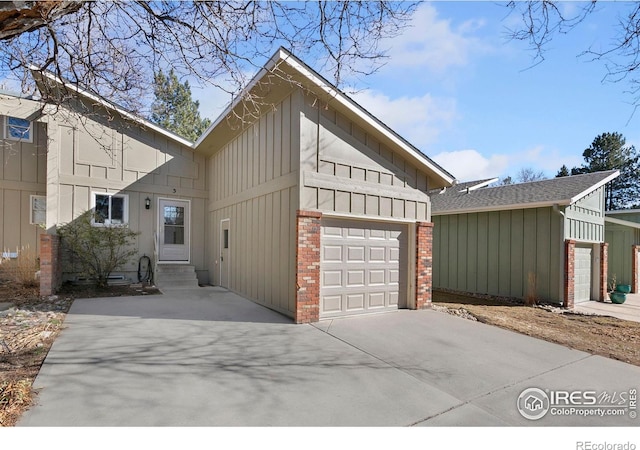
[{"left": 193, "top": 1, "right": 640, "bottom": 182}]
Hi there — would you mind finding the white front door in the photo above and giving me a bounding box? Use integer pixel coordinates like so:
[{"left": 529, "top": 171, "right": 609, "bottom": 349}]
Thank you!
[{"left": 158, "top": 199, "right": 190, "bottom": 262}]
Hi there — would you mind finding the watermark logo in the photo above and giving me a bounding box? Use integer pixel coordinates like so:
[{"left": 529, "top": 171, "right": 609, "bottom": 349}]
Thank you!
[
  {"left": 517, "top": 387, "right": 550, "bottom": 420},
  {"left": 517, "top": 387, "right": 637, "bottom": 421}
]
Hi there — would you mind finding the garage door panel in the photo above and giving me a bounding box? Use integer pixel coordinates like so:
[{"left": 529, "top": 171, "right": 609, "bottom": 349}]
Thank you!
[
  {"left": 346, "top": 294, "right": 365, "bottom": 310},
  {"left": 347, "top": 228, "right": 365, "bottom": 239},
  {"left": 347, "top": 270, "right": 365, "bottom": 286},
  {"left": 369, "top": 247, "right": 386, "bottom": 262},
  {"left": 369, "top": 292, "right": 386, "bottom": 308},
  {"left": 389, "top": 291, "right": 399, "bottom": 306},
  {"left": 322, "top": 295, "right": 342, "bottom": 313},
  {"left": 320, "top": 219, "right": 407, "bottom": 318},
  {"left": 369, "top": 269, "right": 385, "bottom": 285},
  {"left": 347, "top": 246, "right": 365, "bottom": 262},
  {"left": 323, "top": 245, "right": 342, "bottom": 262},
  {"left": 370, "top": 229, "right": 386, "bottom": 239},
  {"left": 574, "top": 246, "right": 592, "bottom": 303},
  {"left": 323, "top": 271, "right": 342, "bottom": 287}
]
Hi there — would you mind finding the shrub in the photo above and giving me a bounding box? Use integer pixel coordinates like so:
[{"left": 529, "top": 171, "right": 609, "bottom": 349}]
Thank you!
[{"left": 57, "top": 211, "right": 139, "bottom": 288}]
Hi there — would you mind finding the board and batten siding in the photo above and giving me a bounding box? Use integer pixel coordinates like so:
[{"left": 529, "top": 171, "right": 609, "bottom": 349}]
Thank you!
[
  {"left": 433, "top": 207, "right": 564, "bottom": 303},
  {"left": 0, "top": 116, "right": 47, "bottom": 255},
  {"left": 208, "top": 92, "right": 300, "bottom": 317},
  {"left": 298, "top": 93, "right": 431, "bottom": 221},
  {"left": 606, "top": 223, "right": 640, "bottom": 287},
  {"left": 565, "top": 187, "right": 606, "bottom": 242},
  {"left": 45, "top": 108, "right": 208, "bottom": 281}
]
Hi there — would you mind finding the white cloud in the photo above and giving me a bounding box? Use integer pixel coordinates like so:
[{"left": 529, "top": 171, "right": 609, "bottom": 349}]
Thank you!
[
  {"left": 432, "top": 149, "right": 508, "bottom": 181},
  {"left": 384, "top": 3, "right": 488, "bottom": 73},
  {"left": 351, "top": 89, "right": 457, "bottom": 149}
]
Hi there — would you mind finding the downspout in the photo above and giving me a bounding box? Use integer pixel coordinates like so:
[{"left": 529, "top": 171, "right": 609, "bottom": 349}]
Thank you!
[{"left": 553, "top": 204, "right": 566, "bottom": 305}]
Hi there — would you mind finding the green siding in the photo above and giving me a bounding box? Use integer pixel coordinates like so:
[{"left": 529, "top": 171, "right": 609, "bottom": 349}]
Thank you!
[
  {"left": 565, "top": 187, "right": 605, "bottom": 242},
  {"left": 606, "top": 223, "right": 640, "bottom": 286},
  {"left": 433, "top": 207, "right": 564, "bottom": 303}
]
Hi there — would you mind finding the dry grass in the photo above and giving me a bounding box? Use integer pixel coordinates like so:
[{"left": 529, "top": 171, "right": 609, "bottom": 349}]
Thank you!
[
  {"left": 0, "top": 247, "right": 39, "bottom": 288},
  {"left": 0, "top": 379, "right": 33, "bottom": 426},
  {"left": 433, "top": 290, "right": 640, "bottom": 367}
]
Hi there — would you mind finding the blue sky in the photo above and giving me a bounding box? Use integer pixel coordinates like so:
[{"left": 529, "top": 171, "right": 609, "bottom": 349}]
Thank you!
[{"left": 194, "top": 2, "right": 640, "bottom": 182}]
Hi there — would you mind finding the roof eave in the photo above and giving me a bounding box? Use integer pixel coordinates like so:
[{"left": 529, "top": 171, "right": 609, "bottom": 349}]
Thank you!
[
  {"left": 568, "top": 170, "right": 620, "bottom": 204},
  {"left": 605, "top": 216, "right": 640, "bottom": 229},
  {"left": 194, "top": 48, "right": 456, "bottom": 188},
  {"left": 30, "top": 66, "right": 194, "bottom": 148},
  {"left": 432, "top": 199, "right": 572, "bottom": 216}
]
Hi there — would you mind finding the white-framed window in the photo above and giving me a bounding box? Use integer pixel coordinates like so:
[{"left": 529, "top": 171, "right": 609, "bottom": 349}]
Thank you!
[
  {"left": 91, "top": 192, "right": 129, "bottom": 226},
  {"left": 30, "top": 195, "right": 46, "bottom": 225},
  {"left": 4, "top": 116, "right": 33, "bottom": 143}
]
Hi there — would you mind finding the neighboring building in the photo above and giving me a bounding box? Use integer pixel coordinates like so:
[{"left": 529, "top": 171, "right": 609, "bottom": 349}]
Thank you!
[
  {"left": 605, "top": 210, "right": 640, "bottom": 293},
  {"left": 431, "top": 171, "right": 619, "bottom": 307},
  {"left": 0, "top": 48, "right": 455, "bottom": 323}
]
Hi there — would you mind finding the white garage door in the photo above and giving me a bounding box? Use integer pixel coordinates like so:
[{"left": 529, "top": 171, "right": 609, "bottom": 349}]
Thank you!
[
  {"left": 320, "top": 219, "right": 407, "bottom": 319},
  {"left": 574, "top": 245, "right": 592, "bottom": 303}
]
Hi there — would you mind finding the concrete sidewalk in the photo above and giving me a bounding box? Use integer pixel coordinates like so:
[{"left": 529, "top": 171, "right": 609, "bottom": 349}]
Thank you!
[{"left": 19, "top": 287, "right": 640, "bottom": 426}]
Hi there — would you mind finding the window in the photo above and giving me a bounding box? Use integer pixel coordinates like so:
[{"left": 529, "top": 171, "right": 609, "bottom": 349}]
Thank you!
[
  {"left": 5, "top": 116, "right": 33, "bottom": 143},
  {"left": 30, "top": 195, "right": 46, "bottom": 225},
  {"left": 92, "top": 193, "right": 128, "bottom": 226}
]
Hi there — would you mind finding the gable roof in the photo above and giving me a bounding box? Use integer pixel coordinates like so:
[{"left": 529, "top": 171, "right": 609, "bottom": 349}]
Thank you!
[
  {"left": 431, "top": 170, "right": 619, "bottom": 215},
  {"left": 29, "top": 68, "right": 194, "bottom": 148},
  {"left": 195, "top": 47, "right": 455, "bottom": 189}
]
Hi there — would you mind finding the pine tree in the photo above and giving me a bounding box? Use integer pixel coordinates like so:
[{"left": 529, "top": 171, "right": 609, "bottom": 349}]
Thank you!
[
  {"left": 150, "top": 69, "right": 211, "bottom": 141},
  {"left": 572, "top": 132, "right": 640, "bottom": 210},
  {"left": 556, "top": 165, "right": 570, "bottom": 177}
]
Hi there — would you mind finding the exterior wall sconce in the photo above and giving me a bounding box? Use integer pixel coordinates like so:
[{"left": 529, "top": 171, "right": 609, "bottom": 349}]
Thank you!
[{"left": 145, "top": 197, "right": 151, "bottom": 210}]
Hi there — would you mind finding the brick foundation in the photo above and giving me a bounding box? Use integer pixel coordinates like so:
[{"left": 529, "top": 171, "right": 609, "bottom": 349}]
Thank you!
[
  {"left": 633, "top": 245, "right": 640, "bottom": 294},
  {"left": 40, "top": 234, "right": 62, "bottom": 297},
  {"left": 415, "top": 222, "right": 434, "bottom": 309},
  {"left": 599, "top": 243, "right": 608, "bottom": 302},
  {"left": 564, "top": 240, "right": 576, "bottom": 308},
  {"left": 294, "top": 210, "right": 322, "bottom": 324}
]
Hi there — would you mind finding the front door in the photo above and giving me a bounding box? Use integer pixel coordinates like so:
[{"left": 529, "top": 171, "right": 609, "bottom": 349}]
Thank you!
[
  {"left": 158, "top": 199, "right": 190, "bottom": 262},
  {"left": 220, "top": 219, "right": 230, "bottom": 287}
]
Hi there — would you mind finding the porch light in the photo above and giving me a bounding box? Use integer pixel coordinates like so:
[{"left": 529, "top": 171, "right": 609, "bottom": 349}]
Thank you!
[{"left": 145, "top": 197, "right": 151, "bottom": 210}]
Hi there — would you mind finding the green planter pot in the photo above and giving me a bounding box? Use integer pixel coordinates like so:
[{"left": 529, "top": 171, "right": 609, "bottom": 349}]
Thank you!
[
  {"left": 615, "top": 284, "right": 632, "bottom": 294},
  {"left": 610, "top": 292, "right": 627, "bottom": 304}
]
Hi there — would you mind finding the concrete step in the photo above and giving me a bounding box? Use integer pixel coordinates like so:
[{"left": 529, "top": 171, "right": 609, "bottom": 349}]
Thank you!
[
  {"left": 154, "top": 264, "right": 199, "bottom": 290},
  {"left": 156, "top": 264, "right": 196, "bottom": 273}
]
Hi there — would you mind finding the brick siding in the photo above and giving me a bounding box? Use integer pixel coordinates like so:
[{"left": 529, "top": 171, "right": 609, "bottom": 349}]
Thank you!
[
  {"left": 295, "top": 210, "right": 322, "bottom": 324},
  {"left": 633, "top": 245, "right": 640, "bottom": 294},
  {"left": 564, "top": 239, "right": 576, "bottom": 308},
  {"left": 40, "top": 234, "right": 62, "bottom": 296},
  {"left": 599, "top": 243, "right": 608, "bottom": 302},
  {"left": 415, "top": 222, "right": 434, "bottom": 310}
]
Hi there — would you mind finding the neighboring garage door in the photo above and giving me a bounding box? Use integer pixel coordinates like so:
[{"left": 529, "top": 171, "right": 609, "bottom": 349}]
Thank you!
[
  {"left": 574, "top": 245, "right": 592, "bottom": 303},
  {"left": 320, "top": 219, "right": 407, "bottom": 319}
]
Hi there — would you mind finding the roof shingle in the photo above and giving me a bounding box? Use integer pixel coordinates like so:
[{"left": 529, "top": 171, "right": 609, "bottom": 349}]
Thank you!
[{"left": 431, "top": 170, "right": 619, "bottom": 215}]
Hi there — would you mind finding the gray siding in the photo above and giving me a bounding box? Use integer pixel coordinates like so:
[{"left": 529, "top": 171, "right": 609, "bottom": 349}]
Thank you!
[
  {"left": 207, "top": 92, "right": 299, "bottom": 317},
  {"left": 565, "top": 187, "right": 606, "bottom": 242},
  {"left": 433, "top": 207, "right": 564, "bottom": 303},
  {"left": 45, "top": 106, "right": 208, "bottom": 282},
  {"left": 298, "top": 93, "right": 432, "bottom": 221},
  {"left": 0, "top": 114, "right": 47, "bottom": 255}
]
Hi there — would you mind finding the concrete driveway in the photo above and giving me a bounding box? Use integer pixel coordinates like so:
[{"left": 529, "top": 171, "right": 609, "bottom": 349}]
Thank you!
[
  {"left": 19, "top": 287, "right": 640, "bottom": 426},
  {"left": 574, "top": 293, "right": 640, "bottom": 323}
]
